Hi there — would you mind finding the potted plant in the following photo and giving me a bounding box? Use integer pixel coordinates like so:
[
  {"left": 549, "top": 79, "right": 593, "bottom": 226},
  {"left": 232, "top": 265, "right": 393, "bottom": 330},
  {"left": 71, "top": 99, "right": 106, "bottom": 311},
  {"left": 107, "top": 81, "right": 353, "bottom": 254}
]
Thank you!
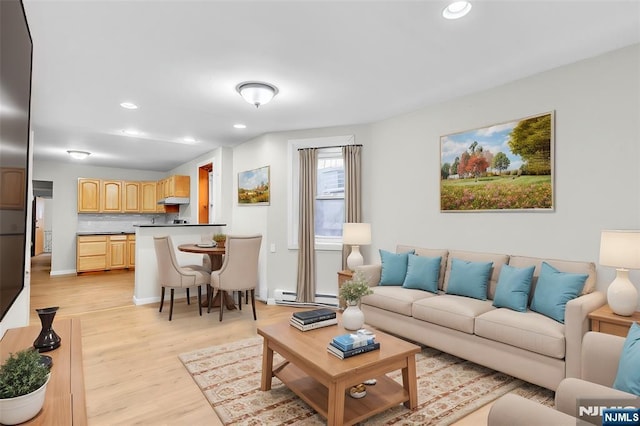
[
  {"left": 212, "top": 233, "right": 227, "bottom": 248},
  {"left": 0, "top": 348, "right": 51, "bottom": 425},
  {"left": 339, "top": 271, "right": 373, "bottom": 330}
]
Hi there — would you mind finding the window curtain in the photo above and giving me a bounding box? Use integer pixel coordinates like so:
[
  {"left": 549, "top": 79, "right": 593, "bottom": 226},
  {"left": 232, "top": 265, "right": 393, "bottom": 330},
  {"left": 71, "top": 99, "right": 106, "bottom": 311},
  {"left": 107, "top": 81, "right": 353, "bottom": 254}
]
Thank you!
[
  {"left": 342, "top": 145, "right": 362, "bottom": 269},
  {"left": 296, "top": 148, "right": 317, "bottom": 303}
]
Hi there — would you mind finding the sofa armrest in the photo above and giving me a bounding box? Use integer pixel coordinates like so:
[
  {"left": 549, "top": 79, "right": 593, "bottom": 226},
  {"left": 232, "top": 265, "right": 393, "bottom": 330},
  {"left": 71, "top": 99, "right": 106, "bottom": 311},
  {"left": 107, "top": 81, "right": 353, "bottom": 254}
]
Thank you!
[
  {"left": 488, "top": 394, "right": 589, "bottom": 426},
  {"left": 564, "top": 291, "right": 606, "bottom": 378},
  {"left": 581, "top": 331, "right": 625, "bottom": 386},
  {"left": 354, "top": 264, "right": 380, "bottom": 287},
  {"left": 555, "top": 378, "right": 639, "bottom": 421}
]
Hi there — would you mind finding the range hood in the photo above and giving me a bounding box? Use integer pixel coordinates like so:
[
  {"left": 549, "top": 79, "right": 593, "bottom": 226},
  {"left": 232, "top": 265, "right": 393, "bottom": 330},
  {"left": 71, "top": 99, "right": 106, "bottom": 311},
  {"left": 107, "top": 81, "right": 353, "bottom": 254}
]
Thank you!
[{"left": 157, "top": 197, "right": 190, "bottom": 205}]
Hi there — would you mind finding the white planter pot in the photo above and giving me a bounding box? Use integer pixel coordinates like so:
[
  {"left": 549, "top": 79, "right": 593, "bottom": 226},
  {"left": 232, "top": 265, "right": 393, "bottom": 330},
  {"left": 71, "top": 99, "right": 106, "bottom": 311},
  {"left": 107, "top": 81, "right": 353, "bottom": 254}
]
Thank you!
[
  {"left": 0, "top": 374, "right": 50, "bottom": 425},
  {"left": 342, "top": 302, "right": 365, "bottom": 331}
]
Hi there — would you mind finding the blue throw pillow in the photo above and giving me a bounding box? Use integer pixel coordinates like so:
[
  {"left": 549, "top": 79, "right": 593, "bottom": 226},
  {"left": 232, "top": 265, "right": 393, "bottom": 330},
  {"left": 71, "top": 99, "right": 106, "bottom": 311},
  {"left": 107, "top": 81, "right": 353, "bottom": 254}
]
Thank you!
[
  {"left": 402, "top": 254, "right": 441, "bottom": 293},
  {"left": 492, "top": 264, "right": 535, "bottom": 312},
  {"left": 530, "top": 262, "right": 588, "bottom": 323},
  {"left": 613, "top": 322, "right": 640, "bottom": 396},
  {"left": 379, "top": 249, "right": 414, "bottom": 285},
  {"left": 445, "top": 258, "right": 493, "bottom": 300}
]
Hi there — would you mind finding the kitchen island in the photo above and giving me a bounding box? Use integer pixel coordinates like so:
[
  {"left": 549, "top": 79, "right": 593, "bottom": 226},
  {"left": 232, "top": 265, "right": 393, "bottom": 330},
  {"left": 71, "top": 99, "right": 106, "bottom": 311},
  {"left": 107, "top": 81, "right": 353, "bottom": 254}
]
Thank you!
[{"left": 133, "top": 224, "right": 226, "bottom": 305}]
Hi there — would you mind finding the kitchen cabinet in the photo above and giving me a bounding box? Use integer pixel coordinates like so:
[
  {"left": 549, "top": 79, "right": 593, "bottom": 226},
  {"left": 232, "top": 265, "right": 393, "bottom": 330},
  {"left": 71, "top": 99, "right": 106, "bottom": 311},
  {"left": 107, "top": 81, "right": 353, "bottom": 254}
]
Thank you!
[
  {"left": 0, "top": 167, "right": 26, "bottom": 210},
  {"left": 101, "top": 180, "right": 123, "bottom": 213},
  {"left": 123, "top": 182, "right": 140, "bottom": 212},
  {"left": 165, "top": 175, "right": 190, "bottom": 197},
  {"left": 140, "top": 181, "right": 157, "bottom": 213},
  {"left": 127, "top": 235, "right": 136, "bottom": 268},
  {"left": 156, "top": 179, "right": 166, "bottom": 213},
  {"left": 77, "top": 235, "right": 108, "bottom": 272},
  {"left": 77, "top": 178, "right": 101, "bottom": 213},
  {"left": 108, "top": 235, "right": 127, "bottom": 269}
]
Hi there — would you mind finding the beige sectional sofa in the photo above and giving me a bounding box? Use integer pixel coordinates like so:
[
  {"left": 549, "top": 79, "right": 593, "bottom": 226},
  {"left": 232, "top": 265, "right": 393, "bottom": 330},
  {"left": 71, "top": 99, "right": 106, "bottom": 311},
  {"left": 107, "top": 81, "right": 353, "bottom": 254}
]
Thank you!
[{"left": 357, "top": 245, "right": 606, "bottom": 391}]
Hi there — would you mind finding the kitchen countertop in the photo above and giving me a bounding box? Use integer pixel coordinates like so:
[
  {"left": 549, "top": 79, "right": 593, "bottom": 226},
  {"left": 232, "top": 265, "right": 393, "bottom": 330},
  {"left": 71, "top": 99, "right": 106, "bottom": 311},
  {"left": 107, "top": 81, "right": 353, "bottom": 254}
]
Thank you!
[
  {"left": 134, "top": 223, "right": 226, "bottom": 227},
  {"left": 77, "top": 231, "right": 134, "bottom": 236}
]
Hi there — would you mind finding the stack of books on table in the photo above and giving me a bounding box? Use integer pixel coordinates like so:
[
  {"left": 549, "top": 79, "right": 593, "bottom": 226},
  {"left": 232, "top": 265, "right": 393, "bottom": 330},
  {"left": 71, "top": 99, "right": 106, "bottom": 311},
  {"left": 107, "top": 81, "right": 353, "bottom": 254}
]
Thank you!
[
  {"left": 289, "top": 308, "right": 337, "bottom": 331},
  {"left": 327, "top": 331, "right": 379, "bottom": 359}
]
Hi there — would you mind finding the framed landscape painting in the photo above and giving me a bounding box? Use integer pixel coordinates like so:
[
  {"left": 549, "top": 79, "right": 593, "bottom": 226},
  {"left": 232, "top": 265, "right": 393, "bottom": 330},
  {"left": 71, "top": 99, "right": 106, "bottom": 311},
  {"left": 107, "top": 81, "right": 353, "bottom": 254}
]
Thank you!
[
  {"left": 440, "top": 111, "right": 554, "bottom": 212},
  {"left": 238, "top": 165, "right": 270, "bottom": 205}
]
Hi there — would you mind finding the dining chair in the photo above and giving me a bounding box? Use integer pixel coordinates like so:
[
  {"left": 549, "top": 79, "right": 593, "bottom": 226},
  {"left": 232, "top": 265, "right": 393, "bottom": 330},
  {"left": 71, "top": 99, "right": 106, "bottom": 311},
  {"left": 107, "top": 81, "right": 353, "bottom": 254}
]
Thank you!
[
  {"left": 153, "top": 236, "right": 210, "bottom": 321},
  {"left": 209, "top": 234, "right": 262, "bottom": 321}
]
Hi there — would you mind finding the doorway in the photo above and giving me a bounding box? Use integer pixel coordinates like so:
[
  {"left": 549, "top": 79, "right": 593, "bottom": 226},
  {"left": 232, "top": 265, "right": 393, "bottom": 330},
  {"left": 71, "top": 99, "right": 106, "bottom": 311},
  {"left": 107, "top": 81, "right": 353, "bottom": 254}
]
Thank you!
[
  {"left": 31, "top": 180, "right": 53, "bottom": 258},
  {"left": 198, "top": 163, "right": 213, "bottom": 224}
]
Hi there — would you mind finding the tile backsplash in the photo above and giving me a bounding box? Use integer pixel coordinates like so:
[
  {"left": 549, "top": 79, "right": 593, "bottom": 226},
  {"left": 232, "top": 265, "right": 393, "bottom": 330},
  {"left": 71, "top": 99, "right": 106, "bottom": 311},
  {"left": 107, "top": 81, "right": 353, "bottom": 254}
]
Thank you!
[{"left": 77, "top": 213, "right": 179, "bottom": 233}]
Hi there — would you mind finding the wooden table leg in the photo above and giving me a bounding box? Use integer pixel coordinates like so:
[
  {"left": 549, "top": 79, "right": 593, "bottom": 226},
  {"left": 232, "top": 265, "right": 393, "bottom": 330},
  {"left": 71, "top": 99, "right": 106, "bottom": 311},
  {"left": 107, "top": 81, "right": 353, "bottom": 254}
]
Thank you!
[
  {"left": 402, "top": 354, "right": 418, "bottom": 409},
  {"left": 327, "top": 381, "right": 345, "bottom": 426},
  {"left": 260, "top": 340, "right": 274, "bottom": 391}
]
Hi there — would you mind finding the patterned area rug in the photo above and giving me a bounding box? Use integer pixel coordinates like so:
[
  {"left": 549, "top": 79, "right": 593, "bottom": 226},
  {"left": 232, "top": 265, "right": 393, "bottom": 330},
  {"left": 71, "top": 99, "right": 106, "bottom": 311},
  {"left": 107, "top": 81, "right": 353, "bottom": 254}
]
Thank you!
[{"left": 179, "top": 337, "right": 553, "bottom": 425}]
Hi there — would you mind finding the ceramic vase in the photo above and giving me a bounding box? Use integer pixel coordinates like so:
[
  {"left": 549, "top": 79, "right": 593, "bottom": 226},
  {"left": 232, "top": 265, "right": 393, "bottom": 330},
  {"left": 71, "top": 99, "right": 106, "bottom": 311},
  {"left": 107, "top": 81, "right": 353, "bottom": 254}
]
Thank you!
[
  {"left": 33, "top": 307, "right": 61, "bottom": 352},
  {"left": 342, "top": 301, "right": 365, "bottom": 330}
]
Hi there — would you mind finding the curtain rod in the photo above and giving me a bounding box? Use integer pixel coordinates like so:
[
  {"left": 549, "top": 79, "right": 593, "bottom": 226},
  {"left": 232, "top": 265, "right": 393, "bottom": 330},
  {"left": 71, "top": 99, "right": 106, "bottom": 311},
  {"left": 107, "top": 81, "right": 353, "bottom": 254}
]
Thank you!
[{"left": 297, "top": 144, "right": 362, "bottom": 151}]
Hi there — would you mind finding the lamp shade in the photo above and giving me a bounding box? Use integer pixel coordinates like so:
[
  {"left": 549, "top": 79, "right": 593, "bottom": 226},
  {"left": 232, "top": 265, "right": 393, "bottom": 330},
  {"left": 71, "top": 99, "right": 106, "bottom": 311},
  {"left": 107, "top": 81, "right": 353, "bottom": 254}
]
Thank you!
[
  {"left": 236, "top": 82, "right": 278, "bottom": 108},
  {"left": 599, "top": 230, "right": 640, "bottom": 269},
  {"left": 342, "top": 223, "right": 371, "bottom": 245}
]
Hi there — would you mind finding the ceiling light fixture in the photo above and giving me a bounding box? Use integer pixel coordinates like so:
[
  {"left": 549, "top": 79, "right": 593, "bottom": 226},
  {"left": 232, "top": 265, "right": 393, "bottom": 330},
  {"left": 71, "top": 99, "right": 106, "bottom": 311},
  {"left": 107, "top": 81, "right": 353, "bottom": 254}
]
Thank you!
[
  {"left": 442, "top": 1, "right": 472, "bottom": 19},
  {"left": 67, "top": 150, "right": 91, "bottom": 160},
  {"left": 236, "top": 81, "right": 279, "bottom": 108},
  {"left": 120, "top": 102, "right": 138, "bottom": 109},
  {"left": 233, "top": 123, "right": 247, "bottom": 129},
  {"left": 183, "top": 137, "right": 197, "bottom": 144},
  {"left": 122, "top": 129, "right": 142, "bottom": 136}
]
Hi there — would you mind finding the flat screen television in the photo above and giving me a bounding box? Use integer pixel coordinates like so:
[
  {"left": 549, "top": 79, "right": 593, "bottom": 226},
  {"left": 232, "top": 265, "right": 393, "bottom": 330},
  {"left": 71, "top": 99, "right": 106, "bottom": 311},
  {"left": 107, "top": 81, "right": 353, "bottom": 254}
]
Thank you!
[{"left": 0, "top": 0, "right": 33, "bottom": 321}]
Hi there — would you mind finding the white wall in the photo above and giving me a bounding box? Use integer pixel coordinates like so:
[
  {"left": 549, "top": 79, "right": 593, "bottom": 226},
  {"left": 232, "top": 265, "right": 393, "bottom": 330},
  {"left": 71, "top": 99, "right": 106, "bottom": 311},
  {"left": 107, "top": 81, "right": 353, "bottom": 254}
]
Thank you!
[
  {"left": 230, "top": 44, "right": 640, "bottom": 306},
  {"left": 32, "top": 160, "right": 165, "bottom": 274}
]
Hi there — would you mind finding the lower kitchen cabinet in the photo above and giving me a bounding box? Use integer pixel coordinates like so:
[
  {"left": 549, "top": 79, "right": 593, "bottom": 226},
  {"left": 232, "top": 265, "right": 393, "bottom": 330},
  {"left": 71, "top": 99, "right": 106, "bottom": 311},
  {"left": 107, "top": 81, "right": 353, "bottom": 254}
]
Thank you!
[
  {"left": 77, "top": 234, "right": 135, "bottom": 273},
  {"left": 108, "top": 235, "right": 128, "bottom": 269}
]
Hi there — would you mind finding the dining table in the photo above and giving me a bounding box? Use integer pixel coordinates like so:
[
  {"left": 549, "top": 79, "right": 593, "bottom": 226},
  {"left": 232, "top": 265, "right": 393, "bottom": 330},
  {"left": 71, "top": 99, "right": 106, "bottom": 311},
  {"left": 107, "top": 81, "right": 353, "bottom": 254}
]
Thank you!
[{"left": 177, "top": 243, "right": 236, "bottom": 310}]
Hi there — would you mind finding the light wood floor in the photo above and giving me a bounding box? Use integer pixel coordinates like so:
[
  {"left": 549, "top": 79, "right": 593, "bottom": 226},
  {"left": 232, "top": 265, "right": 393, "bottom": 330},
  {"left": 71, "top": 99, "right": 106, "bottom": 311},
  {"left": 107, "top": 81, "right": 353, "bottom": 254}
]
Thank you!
[{"left": 28, "top": 254, "right": 491, "bottom": 425}]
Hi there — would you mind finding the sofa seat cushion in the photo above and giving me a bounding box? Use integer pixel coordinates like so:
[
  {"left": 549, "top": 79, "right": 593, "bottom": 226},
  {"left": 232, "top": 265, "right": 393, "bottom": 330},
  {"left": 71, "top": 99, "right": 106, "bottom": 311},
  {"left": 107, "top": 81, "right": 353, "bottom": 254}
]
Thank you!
[
  {"left": 361, "top": 286, "right": 435, "bottom": 316},
  {"left": 475, "top": 308, "right": 566, "bottom": 359},
  {"left": 412, "top": 295, "right": 495, "bottom": 334}
]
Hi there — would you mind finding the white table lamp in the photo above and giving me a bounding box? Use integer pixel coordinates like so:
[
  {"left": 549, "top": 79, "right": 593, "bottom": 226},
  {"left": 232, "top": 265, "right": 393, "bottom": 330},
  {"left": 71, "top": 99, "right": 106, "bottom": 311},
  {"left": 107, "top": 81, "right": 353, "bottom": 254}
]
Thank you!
[
  {"left": 343, "top": 223, "right": 371, "bottom": 270},
  {"left": 599, "top": 230, "right": 640, "bottom": 316}
]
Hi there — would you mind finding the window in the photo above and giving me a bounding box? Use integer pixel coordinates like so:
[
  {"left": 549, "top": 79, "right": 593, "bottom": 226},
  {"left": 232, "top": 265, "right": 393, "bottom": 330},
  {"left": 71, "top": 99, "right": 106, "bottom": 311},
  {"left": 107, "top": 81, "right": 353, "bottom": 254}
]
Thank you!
[{"left": 288, "top": 135, "right": 354, "bottom": 250}]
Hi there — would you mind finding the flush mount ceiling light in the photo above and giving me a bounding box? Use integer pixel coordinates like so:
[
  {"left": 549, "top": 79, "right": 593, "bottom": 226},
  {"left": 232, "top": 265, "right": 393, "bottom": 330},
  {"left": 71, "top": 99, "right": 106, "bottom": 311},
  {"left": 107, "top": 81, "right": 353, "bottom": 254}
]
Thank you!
[
  {"left": 236, "top": 81, "right": 279, "bottom": 108},
  {"left": 67, "top": 150, "right": 90, "bottom": 160},
  {"left": 442, "top": 1, "right": 472, "bottom": 19},
  {"left": 120, "top": 102, "right": 138, "bottom": 109}
]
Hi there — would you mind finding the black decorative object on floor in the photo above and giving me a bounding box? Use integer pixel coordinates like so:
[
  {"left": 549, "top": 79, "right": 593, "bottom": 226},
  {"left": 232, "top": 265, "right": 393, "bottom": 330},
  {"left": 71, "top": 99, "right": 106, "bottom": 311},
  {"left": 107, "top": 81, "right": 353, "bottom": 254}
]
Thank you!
[{"left": 33, "top": 306, "right": 61, "bottom": 352}]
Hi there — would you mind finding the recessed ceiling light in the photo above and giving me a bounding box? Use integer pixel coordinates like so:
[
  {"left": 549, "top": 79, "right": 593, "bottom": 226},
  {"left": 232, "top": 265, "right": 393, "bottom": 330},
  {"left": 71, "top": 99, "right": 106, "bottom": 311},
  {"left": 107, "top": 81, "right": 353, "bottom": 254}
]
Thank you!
[
  {"left": 120, "top": 102, "right": 138, "bottom": 109},
  {"left": 67, "top": 150, "right": 90, "bottom": 160},
  {"left": 183, "top": 137, "right": 197, "bottom": 144},
  {"left": 122, "top": 129, "right": 142, "bottom": 136},
  {"left": 233, "top": 123, "right": 247, "bottom": 129},
  {"left": 442, "top": 1, "right": 472, "bottom": 20}
]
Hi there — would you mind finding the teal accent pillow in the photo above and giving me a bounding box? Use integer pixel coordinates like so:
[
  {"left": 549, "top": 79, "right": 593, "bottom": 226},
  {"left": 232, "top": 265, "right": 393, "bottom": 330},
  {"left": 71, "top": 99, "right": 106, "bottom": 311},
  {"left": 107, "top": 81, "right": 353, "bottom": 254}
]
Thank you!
[
  {"left": 492, "top": 264, "right": 535, "bottom": 312},
  {"left": 402, "top": 255, "right": 441, "bottom": 293},
  {"left": 530, "top": 262, "right": 588, "bottom": 323},
  {"left": 445, "top": 258, "right": 493, "bottom": 300},
  {"left": 379, "top": 249, "right": 414, "bottom": 286},
  {"left": 613, "top": 322, "right": 640, "bottom": 396}
]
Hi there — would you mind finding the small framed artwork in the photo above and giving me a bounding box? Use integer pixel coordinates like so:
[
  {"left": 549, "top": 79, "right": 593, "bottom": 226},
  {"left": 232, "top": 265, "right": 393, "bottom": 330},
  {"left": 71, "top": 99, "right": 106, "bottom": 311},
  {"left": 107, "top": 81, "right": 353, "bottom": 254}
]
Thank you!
[
  {"left": 238, "top": 165, "right": 270, "bottom": 205},
  {"left": 440, "top": 111, "right": 554, "bottom": 212}
]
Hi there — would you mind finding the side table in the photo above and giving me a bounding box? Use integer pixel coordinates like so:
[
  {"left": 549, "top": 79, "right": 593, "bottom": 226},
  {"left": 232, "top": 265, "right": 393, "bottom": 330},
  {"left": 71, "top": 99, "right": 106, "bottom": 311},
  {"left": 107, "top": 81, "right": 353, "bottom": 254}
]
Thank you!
[
  {"left": 337, "top": 269, "right": 353, "bottom": 310},
  {"left": 588, "top": 304, "right": 640, "bottom": 337}
]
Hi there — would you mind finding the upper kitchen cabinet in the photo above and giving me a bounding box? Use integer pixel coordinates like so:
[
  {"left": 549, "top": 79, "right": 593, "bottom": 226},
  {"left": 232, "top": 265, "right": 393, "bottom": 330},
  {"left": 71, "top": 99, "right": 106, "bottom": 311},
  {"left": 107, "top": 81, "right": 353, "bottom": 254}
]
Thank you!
[
  {"left": 140, "top": 181, "right": 158, "bottom": 213},
  {"left": 165, "top": 175, "right": 190, "bottom": 198},
  {"left": 78, "top": 178, "right": 101, "bottom": 213},
  {"left": 0, "top": 167, "right": 26, "bottom": 210},
  {"left": 123, "top": 182, "right": 141, "bottom": 213},
  {"left": 101, "top": 180, "right": 123, "bottom": 213}
]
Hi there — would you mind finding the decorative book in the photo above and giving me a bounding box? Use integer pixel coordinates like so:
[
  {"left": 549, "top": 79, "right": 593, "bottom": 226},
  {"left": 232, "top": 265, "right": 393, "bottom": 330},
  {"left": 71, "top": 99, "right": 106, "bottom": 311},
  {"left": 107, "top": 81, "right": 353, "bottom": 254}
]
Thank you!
[
  {"left": 327, "top": 341, "right": 380, "bottom": 359},
  {"left": 292, "top": 308, "right": 337, "bottom": 324},
  {"left": 289, "top": 317, "right": 338, "bottom": 331},
  {"left": 331, "top": 332, "right": 376, "bottom": 352}
]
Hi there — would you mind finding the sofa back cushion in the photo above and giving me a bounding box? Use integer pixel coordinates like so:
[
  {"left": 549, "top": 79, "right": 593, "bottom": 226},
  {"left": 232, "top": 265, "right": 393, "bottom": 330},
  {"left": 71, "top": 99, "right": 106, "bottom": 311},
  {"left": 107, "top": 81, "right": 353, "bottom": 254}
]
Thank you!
[
  {"left": 396, "top": 245, "right": 449, "bottom": 289},
  {"left": 508, "top": 255, "right": 596, "bottom": 304},
  {"left": 443, "top": 250, "right": 509, "bottom": 300}
]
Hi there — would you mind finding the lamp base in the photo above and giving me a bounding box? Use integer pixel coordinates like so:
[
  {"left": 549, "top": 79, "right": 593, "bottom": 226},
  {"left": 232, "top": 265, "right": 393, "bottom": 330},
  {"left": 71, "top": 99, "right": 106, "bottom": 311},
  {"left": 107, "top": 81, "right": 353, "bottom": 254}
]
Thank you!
[
  {"left": 607, "top": 269, "right": 639, "bottom": 316},
  {"left": 347, "top": 246, "right": 364, "bottom": 271}
]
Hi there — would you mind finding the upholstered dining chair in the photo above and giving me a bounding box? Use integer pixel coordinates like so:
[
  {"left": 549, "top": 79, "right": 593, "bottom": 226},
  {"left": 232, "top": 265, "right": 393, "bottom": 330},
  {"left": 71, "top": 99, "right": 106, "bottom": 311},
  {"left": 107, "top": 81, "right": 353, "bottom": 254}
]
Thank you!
[
  {"left": 153, "top": 236, "right": 210, "bottom": 321},
  {"left": 209, "top": 234, "right": 262, "bottom": 321}
]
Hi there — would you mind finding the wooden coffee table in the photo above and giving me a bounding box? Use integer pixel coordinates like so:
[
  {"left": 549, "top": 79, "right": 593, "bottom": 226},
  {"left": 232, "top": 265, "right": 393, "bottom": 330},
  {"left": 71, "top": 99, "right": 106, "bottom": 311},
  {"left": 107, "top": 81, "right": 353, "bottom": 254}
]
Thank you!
[{"left": 257, "top": 320, "right": 420, "bottom": 426}]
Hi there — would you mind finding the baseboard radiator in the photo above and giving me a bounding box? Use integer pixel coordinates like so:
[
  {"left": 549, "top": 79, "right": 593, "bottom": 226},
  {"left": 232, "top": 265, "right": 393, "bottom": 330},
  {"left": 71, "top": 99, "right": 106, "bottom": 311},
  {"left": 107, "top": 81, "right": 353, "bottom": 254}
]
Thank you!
[{"left": 268, "top": 289, "right": 339, "bottom": 308}]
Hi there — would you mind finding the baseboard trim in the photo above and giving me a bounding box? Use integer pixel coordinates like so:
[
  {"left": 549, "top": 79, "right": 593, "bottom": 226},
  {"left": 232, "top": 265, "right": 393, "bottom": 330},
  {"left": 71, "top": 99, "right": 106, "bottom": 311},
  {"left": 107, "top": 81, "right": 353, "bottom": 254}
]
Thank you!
[{"left": 50, "top": 269, "right": 77, "bottom": 276}]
